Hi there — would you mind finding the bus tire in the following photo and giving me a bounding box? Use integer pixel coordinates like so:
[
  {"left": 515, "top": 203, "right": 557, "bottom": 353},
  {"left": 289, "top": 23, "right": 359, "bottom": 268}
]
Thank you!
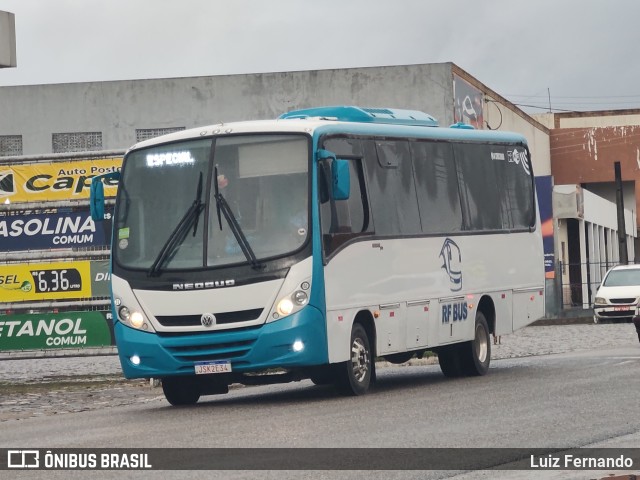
[
  {"left": 460, "top": 312, "right": 491, "bottom": 376},
  {"left": 161, "top": 377, "right": 201, "bottom": 406},
  {"left": 437, "top": 345, "right": 464, "bottom": 378},
  {"left": 335, "top": 323, "right": 372, "bottom": 396}
]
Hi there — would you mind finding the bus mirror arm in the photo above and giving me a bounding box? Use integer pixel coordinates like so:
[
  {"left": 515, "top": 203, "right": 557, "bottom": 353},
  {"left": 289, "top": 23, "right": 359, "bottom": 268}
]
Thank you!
[{"left": 90, "top": 171, "right": 121, "bottom": 222}]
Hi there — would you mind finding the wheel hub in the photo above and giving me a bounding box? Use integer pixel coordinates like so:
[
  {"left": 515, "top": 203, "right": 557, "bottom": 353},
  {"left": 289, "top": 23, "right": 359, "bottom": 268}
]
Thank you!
[{"left": 350, "top": 338, "right": 369, "bottom": 382}]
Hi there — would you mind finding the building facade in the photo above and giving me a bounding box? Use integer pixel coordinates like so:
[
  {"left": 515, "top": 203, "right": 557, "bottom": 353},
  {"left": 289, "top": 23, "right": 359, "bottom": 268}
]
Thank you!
[{"left": 0, "top": 63, "right": 552, "bottom": 175}]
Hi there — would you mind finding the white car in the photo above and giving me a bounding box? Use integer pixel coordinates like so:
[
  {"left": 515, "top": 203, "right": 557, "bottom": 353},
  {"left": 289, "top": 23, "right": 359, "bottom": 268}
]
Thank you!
[{"left": 593, "top": 264, "right": 640, "bottom": 323}]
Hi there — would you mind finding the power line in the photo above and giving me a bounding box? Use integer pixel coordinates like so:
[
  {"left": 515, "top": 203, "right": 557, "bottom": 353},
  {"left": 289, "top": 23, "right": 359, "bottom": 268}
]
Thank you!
[
  {"left": 505, "top": 93, "right": 640, "bottom": 100},
  {"left": 513, "top": 103, "right": 579, "bottom": 113},
  {"left": 516, "top": 99, "right": 640, "bottom": 106}
]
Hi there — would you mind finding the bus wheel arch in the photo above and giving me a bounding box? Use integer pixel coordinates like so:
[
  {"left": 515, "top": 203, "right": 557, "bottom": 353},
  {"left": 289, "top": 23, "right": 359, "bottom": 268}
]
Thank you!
[{"left": 476, "top": 295, "right": 496, "bottom": 336}]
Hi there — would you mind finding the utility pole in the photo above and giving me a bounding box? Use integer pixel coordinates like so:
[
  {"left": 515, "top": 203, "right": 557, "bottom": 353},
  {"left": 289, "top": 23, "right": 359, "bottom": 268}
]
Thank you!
[{"left": 615, "top": 162, "right": 628, "bottom": 265}]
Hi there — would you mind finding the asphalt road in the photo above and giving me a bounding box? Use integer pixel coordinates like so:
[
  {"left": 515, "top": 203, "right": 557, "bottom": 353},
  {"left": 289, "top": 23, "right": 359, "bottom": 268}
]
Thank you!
[{"left": 2, "top": 342, "right": 639, "bottom": 480}]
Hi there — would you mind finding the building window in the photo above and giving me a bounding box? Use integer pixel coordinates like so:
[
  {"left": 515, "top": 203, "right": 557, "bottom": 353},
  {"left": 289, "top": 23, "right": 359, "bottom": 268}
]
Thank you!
[
  {"left": 52, "top": 132, "right": 103, "bottom": 153},
  {"left": 135, "top": 127, "right": 185, "bottom": 142},
  {"left": 0, "top": 135, "right": 23, "bottom": 157}
]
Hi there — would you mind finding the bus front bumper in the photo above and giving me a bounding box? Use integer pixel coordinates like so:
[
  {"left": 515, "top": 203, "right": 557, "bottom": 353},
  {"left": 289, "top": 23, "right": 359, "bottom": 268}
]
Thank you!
[{"left": 113, "top": 306, "right": 328, "bottom": 379}]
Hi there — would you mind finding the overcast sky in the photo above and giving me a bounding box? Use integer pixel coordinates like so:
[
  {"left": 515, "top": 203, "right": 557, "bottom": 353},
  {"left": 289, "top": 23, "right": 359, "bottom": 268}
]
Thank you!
[{"left": 1, "top": 0, "right": 639, "bottom": 113}]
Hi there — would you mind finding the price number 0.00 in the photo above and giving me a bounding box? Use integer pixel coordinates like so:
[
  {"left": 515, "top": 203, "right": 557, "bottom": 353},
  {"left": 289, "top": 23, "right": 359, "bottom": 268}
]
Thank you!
[{"left": 30, "top": 269, "right": 82, "bottom": 293}]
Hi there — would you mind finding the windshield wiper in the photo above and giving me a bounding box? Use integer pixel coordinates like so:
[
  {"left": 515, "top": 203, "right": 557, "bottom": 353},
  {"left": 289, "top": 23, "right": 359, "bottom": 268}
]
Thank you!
[
  {"left": 213, "top": 165, "right": 264, "bottom": 270},
  {"left": 148, "top": 172, "right": 205, "bottom": 277}
]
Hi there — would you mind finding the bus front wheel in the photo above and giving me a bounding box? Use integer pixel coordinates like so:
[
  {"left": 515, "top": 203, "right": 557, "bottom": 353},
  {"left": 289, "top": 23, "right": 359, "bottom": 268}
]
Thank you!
[
  {"left": 335, "top": 323, "right": 372, "bottom": 395},
  {"left": 162, "top": 376, "right": 201, "bottom": 406}
]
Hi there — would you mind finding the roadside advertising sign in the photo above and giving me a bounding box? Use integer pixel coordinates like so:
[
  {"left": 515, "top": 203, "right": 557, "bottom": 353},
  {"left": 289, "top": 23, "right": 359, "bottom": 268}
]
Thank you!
[
  {"left": 0, "top": 207, "right": 113, "bottom": 252},
  {"left": 0, "top": 310, "right": 114, "bottom": 351},
  {"left": 0, "top": 261, "right": 93, "bottom": 302},
  {"left": 90, "top": 260, "right": 111, "bottom": 297},
  {"left": 0, "top": 157, "right": 122, "bottom": 203}
]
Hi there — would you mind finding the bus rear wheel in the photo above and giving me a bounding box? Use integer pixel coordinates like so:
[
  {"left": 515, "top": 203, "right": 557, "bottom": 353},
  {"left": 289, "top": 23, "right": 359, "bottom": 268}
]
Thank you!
[
  {"left": 437, "top": 312, "right": 491, "bottom": 377},
  {"left": 162, "top": 376, "right": 201, "bottom": 406},
  {"left": 460, "top": 312, "right": 491, "bottom": 376},
  {"left": 437, "top": 344, "right": 464, "bottom": 377},
  {"left": 335, "top": 323, "right": 372, "bottom": 396}
]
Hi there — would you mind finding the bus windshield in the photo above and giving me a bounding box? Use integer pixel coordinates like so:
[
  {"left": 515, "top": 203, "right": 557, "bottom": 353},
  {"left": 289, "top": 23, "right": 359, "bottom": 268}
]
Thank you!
[{"left": 114, "top": 134, "right": 309, "bottom": 271}]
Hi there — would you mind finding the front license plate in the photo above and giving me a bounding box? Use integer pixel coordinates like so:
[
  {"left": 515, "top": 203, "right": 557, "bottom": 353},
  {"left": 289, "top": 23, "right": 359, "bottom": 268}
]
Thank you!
[
  {"left": 613, "top": 306, "right": 632, "bottom": 312},
  {"left": 194, "top": 361, "right": 232, "bottom": 375}
]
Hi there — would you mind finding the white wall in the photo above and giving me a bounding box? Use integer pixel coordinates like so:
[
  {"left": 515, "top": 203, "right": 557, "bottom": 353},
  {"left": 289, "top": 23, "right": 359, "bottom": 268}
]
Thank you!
[{"left": 0, "top": 64, "right": 455, "bottom": 155}]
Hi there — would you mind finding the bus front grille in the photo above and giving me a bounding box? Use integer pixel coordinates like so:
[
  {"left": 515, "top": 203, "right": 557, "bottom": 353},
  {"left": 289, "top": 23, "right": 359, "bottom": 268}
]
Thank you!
[
  {"left": 165, "top": 339, "right": 255, "bottom": 362},
  {"left": 156, "top": 308, "right": 263, "bottom": 327}
]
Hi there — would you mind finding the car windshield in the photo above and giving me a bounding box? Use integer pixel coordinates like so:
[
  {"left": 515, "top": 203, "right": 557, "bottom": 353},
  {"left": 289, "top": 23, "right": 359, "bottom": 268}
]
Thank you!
[
  {"left": 603, "top": 268, "right": 640, "bottom": 287},
  {"left": 114, "top": 134, "right": 309, "bottom": 271}
]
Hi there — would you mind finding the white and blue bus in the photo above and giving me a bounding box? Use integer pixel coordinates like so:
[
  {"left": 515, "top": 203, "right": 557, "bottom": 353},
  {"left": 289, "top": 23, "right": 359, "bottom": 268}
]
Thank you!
[{"left": 91, "top": 106, "right": 545, "bottom": 405}]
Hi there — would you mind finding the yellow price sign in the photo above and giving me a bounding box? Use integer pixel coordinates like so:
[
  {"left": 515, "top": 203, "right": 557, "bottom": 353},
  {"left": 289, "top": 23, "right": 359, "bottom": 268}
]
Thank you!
[{"left": 0, "top": 261, "right": 92, "bottom": 302}]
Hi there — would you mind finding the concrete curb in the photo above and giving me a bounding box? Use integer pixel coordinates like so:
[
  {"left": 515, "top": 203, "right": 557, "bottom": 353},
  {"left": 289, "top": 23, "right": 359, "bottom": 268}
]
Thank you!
[{"left": 532, "top": 317, "right": 594, "bottom": 326}]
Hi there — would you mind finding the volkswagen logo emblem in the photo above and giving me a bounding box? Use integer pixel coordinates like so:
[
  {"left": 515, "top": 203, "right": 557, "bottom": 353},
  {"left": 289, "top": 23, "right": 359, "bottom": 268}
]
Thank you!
[{"left": 201, "top": 313, "right": 216, "bottom": 327}]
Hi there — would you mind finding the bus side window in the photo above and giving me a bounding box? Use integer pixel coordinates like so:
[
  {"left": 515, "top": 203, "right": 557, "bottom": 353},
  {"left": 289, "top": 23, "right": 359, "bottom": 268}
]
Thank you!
[
  {"left": 319, "top": 158, "right": 371, "bottom": 257},
  {"left": 410, "top": 141, "right": 463, "bottom": 234},
  {"left": 454, "top": 143, "right": 503, "bottom": 231},
  {"left": 363, "top": 139, "right": 422, "bottom": 236}
]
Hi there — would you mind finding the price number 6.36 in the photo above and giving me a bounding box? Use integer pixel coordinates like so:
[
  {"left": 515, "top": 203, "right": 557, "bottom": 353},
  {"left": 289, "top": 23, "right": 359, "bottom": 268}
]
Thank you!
[{"left": 30, "top": 269, "right": 82, "bottom": 293}]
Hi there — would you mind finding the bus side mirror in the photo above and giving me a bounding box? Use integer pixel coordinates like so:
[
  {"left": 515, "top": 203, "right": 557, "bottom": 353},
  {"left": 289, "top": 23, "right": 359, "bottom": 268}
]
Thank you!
[
  {"left": 331, "top": 159, "right": 350, "bottom": 201},
  {"left": 318, "top": 149, "right": 350, "bottom": 201},
  {"left": 90, "top": 178, "right": 105, "bottom": 221},
  {"left": 90, "top": 172, "right": 120, "bottom": 221}
]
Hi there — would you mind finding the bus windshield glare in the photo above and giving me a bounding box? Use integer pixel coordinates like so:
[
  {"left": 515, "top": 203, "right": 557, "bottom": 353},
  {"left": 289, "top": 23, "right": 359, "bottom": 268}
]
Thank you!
[{"left": 114, "top": 134, "right": 309, "bottom": 271}]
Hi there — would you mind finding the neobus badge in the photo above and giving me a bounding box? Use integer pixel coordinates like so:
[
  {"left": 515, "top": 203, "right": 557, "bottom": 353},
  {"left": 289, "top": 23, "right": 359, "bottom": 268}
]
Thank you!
[{"left": 172, "top": 280, "right": 235, "bottom": 290}]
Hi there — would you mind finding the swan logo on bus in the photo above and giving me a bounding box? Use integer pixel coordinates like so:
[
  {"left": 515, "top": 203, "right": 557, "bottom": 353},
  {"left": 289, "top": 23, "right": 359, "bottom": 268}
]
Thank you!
[{"left": 440, "top": 238, "right": 462, "bottom": 292}]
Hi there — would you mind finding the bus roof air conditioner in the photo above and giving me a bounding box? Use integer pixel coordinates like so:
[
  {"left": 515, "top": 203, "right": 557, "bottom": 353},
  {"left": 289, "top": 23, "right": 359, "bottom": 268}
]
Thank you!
[{"left": 279, "top": 106, "right": 439, "bottom": 127}]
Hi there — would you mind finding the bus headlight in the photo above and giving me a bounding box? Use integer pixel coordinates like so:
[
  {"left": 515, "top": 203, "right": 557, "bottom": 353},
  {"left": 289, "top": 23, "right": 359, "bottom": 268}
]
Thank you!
[
  {"left": 119, "top": 306, "right": 131, "bottom": 321},
  {"left": 594, "top": 297, "right": 606, "bottom": 305},
  {"left": 277, "top": 298, "right": 294, "bottom": 316},
  {"left": 130, "top": 311, "right": 145, "bottom": 329},
  {"left": 271, "top": 280, "right": 311, "bottom": 321},
  {"left": 293, "top": 290, "right": 308, "bottom": 306},
  {"left": 117, "top": 303, "right": 154, "bottom": 331}
]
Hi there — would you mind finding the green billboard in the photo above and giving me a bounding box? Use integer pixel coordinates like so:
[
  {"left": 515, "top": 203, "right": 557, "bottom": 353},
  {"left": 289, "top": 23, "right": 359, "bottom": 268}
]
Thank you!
[{"left": 0, "top": 311, "right": 114, "bottom": 351}]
